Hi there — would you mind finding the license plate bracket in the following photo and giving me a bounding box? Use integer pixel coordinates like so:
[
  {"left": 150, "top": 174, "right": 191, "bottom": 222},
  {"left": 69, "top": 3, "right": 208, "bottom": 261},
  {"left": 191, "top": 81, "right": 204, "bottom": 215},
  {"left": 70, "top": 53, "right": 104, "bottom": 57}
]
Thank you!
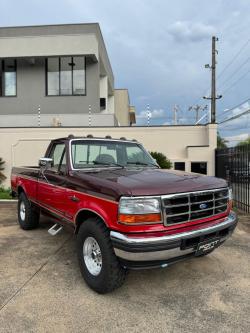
[{"left": 195, "top": 237, "right": 221, "bottom": 256}]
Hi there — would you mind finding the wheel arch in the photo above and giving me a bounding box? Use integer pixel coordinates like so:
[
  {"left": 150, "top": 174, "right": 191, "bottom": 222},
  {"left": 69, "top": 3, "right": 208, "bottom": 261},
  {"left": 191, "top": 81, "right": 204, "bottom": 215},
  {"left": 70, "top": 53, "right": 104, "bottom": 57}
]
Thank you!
[
  {"left": 74, "top": 209, "right": 108, "bottom": 234},
  {"left": 17, "top": 185, "right": 25, "bottom": 196}
]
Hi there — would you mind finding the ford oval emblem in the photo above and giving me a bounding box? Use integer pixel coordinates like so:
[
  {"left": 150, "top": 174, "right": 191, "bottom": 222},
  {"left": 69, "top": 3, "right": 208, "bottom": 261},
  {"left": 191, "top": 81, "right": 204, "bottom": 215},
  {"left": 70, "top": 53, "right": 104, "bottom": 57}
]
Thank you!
[{"left": 199, "top": 203, "right": 207, "bottom": 209}]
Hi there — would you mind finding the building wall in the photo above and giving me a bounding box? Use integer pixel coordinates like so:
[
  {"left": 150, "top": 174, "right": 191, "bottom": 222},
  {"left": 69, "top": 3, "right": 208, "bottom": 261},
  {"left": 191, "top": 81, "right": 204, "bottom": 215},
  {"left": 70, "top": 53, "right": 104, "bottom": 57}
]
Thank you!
[
  {"left": 0, "top": 23, "right": 114, "bottom": 88},
  {"left": 0, "top": 124, "right": 217, "bottom": 187},
  {"left": 114, "top": 89, "right": 130, "bottom": 126},
  {"left": 0, "top": 58, "right": 100, "bottom": 122}
]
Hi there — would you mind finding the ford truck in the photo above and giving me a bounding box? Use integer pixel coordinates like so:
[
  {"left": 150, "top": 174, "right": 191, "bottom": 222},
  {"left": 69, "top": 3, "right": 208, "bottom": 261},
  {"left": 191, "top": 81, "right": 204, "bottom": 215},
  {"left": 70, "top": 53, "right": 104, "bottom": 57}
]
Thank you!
[{"left": 11, "top": 135, "right": 237, "bottom": 293}]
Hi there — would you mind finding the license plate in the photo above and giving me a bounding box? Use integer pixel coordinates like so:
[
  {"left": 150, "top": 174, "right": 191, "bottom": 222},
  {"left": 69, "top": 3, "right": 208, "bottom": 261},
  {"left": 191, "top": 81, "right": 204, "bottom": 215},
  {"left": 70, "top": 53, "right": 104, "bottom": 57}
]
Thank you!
[{"left": 195, "top": 238, "right": 221, "bottom": 256}]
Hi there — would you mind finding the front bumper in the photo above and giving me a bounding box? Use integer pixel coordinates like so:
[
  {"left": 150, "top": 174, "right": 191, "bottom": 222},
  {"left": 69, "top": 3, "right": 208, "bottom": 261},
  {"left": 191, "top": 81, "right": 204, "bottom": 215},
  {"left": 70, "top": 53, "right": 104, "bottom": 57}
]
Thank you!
[{"left": 110, "top": 211, "right": 238, "bottom": 269}]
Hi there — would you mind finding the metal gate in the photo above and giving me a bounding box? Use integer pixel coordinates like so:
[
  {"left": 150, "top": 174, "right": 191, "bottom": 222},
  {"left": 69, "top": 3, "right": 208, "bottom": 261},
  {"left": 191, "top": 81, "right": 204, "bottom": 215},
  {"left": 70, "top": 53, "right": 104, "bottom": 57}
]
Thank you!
[{"left": 216, "top": 145, "right": 250, "bottom": 213}]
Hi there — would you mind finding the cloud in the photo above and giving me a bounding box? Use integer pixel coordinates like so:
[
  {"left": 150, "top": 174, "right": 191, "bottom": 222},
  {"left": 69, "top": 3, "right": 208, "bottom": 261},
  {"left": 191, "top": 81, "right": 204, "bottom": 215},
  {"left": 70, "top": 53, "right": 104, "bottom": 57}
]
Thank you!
[
  {"left": 168, "top": 21, "right": 215, "bottom": 42},
  {"left": 225, "top": 133, "right": 249, "bottom": 146},
  {"left": 137, "top": 109, "right": 165, "bottom": 119}
]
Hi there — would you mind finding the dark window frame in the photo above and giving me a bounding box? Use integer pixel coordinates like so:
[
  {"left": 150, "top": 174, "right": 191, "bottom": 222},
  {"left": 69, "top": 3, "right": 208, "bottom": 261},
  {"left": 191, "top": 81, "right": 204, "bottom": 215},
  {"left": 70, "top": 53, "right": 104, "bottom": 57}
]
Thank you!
[
  {"left": 45, "top": 56, "right": 86, "bottom": 97},
  {"left": 174, "top": 162, "right": 185, "bottom": 171},
  {"left": 0, "top": 59, "right": 17, "bottom": 98},
  {"left": 191, "top": 161, "right": 207, "bottom": 175}
]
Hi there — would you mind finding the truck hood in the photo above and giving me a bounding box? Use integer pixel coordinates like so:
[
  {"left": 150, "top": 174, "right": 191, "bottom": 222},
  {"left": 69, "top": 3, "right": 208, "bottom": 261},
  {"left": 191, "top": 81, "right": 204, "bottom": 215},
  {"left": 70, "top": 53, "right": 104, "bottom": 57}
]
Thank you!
[{"left": 72, "top": 168, "right": 227, "bottom": 199}]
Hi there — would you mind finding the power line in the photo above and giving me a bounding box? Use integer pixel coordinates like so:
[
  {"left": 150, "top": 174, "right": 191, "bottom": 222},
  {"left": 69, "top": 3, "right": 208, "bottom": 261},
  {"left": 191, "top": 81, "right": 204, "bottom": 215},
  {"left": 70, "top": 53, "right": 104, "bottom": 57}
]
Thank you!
[
  {"left": 217, "top": 38, "right": 250, "bottom": 79},
  {"left": 218, "top": 108, "right": 250, "bottom": 124},
  {"left": 218, "top": 56, "right": 250, "bottom": 90},
  {"left": 217, "top": 97, "right": 250, "bottom": 119},
  {"left": 221, "top": 68, "right": 250, "bottom": 95}
]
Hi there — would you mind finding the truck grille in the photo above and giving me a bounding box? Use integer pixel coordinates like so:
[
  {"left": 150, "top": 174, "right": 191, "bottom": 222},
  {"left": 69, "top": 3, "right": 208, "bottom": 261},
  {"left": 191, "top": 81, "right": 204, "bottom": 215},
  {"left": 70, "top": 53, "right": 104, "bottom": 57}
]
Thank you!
[{"left": 162, "top": 188, "right": 229, "bottom": 225}]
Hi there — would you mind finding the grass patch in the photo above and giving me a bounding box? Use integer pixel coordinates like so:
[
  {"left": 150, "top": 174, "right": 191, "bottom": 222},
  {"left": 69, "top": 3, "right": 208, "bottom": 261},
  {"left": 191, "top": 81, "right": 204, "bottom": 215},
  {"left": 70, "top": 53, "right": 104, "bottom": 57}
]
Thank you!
[{"left": 0, "top": 187, "right": 12, "bottom": 200}]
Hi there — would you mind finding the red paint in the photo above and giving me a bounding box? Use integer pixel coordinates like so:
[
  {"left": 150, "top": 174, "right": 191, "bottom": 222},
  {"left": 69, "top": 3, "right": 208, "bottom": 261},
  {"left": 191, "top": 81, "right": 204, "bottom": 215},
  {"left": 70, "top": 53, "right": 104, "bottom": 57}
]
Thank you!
[{"left": 11, "top": 137, "right": 231, "bottom": 235}]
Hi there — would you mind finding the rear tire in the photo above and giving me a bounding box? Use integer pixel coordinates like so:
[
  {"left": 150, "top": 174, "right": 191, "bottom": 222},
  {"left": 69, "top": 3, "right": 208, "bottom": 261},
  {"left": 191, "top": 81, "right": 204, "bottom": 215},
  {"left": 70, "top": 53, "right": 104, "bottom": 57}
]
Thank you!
[
  {"left": 77, "top": 217, "right": 127, "bottom": 294},
  {"left": 18, "top": 192, "right": 40, "bottom": 230}
]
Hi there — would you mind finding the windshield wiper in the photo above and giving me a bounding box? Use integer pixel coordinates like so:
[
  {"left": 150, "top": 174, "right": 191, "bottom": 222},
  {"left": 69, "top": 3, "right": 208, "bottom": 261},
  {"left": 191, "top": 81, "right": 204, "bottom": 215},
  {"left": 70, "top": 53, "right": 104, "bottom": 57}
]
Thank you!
[
  {"left": 93, "top": 161, "right": 125, "bottom": 168},
  {"left": 127, "top": 161, "right": 159, "bottom": 168}
]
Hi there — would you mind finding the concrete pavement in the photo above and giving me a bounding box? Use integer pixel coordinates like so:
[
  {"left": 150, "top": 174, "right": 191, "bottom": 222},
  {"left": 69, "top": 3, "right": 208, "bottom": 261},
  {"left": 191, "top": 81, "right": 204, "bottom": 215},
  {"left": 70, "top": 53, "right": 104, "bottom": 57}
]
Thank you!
[{"left": 0, "top": 203, "right": 249, "bottom": 333}]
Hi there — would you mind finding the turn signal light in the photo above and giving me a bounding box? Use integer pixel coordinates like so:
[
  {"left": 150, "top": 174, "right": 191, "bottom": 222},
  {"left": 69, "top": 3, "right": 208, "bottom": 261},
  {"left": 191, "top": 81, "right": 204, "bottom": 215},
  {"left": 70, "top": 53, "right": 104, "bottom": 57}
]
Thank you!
[{"left": 118, "top": 213, "right": 162, "bottom": 224}]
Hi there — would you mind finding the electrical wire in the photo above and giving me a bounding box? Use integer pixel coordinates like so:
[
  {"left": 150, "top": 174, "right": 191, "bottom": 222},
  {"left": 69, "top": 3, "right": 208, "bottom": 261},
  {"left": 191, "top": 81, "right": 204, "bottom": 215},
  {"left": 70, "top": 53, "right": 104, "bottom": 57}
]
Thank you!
[
  {"left": 217, "top": 38, "right": 250, "bottom": 80},
  {"left": 218, "top": 56, "right": 250, "bottom": 90},
  {"left": 221, "top": 68, "right": 250, "bottom": 96}
]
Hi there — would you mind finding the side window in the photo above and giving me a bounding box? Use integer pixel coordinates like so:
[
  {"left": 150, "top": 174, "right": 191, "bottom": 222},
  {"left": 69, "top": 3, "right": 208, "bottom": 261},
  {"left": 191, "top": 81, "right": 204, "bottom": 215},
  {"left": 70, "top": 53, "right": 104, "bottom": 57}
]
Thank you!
[
  {"left": 126, "top": 145, "right": 152, "bottom": 164},
  {"left": 49, "top": 143, "right": 66, "bottom": 172}
]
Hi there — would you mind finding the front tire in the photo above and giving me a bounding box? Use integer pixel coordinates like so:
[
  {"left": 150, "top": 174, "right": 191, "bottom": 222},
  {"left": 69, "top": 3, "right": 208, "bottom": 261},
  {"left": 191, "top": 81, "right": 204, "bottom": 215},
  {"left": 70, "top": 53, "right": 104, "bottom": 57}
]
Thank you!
[
  {"left": 18, "top": 192, "right": 40, "bottom": 230},
  {"left": 77, "top": 218, "right": 127, "bottom": 294}
]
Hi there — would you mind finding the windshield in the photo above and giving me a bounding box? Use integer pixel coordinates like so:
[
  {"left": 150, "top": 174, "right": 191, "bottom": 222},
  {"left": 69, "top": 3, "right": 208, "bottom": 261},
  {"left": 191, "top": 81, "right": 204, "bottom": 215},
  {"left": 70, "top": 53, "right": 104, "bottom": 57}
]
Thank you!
[{"left": 70, "top": 140, "right": 158, "bottom": 169}]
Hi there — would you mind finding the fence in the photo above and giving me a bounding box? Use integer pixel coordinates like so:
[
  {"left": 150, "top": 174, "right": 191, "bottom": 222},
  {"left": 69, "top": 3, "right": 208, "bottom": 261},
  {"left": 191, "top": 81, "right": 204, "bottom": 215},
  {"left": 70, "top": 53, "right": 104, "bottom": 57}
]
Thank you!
[{"left": 216, "top": 145, "right": 250, "bottom": 213}]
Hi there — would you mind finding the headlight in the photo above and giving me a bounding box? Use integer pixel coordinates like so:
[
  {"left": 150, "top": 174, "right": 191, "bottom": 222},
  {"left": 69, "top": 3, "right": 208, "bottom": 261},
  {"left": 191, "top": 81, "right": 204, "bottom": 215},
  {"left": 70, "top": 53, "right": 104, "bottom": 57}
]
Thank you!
[{"left": 118, "top": 197, "right": 162, "bottom": 224}]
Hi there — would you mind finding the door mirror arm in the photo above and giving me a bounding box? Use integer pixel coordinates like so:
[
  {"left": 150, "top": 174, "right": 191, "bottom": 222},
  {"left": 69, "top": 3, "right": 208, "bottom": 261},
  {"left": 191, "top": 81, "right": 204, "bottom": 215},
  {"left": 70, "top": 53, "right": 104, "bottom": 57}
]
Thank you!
[{"left": 39, "top": 158, "right": 53, "bottom": 183}]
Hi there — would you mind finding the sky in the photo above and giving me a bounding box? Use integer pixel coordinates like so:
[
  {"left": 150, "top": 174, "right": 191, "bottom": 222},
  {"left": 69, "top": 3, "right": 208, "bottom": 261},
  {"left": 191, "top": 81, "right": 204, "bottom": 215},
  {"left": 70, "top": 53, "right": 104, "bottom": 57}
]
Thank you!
[{"left": 0, "top": 0, "right": 249, "bottom": 144}]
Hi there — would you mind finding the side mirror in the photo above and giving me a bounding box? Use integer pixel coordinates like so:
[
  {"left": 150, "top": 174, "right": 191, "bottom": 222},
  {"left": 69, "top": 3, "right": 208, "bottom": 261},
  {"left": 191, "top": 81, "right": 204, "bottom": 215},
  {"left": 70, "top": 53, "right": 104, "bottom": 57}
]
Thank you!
[{"left": 39, "top": 157, "right": 53, "bottom": 169}]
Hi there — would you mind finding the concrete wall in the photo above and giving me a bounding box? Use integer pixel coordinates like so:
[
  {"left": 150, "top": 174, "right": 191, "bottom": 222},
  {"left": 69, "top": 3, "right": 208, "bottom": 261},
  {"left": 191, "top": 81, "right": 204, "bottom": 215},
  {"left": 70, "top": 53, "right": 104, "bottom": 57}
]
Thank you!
[
  {"left": 114, "top": 89, "right": 130, "bottom": 126},
  {"left": 0, "top": 23, "right": 114, "bottom": 88},
  {"left": 0, "top": 124, "right": 217, "bottom": 188},
  {"left": 0, "top": 58, "right": 100, "bottom": 120}
]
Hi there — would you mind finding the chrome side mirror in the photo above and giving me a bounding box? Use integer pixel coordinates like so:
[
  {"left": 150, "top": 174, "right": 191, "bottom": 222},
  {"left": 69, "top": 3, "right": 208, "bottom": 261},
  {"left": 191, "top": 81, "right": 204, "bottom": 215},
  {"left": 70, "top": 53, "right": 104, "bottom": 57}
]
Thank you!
[
  {"left": 39, "top": 157, "right": 53, "bottom": 169},
  {"left": 39, "top": 158, "right": 53, "bottom": 183}
]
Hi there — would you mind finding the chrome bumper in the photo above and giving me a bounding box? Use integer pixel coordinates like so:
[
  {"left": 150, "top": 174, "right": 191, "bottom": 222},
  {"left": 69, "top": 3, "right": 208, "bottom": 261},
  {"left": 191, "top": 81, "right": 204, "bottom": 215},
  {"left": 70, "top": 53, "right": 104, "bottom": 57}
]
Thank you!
[{"left": 110, "top": 212, "right": 237, "bottom": 268}]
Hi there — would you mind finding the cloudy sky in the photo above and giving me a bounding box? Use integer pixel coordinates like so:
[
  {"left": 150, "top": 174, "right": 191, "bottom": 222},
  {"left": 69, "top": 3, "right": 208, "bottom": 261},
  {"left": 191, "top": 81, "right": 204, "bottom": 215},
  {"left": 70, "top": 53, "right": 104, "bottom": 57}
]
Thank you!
[{"left": 1, "top": 0, "right": 249, "bottom": 143}]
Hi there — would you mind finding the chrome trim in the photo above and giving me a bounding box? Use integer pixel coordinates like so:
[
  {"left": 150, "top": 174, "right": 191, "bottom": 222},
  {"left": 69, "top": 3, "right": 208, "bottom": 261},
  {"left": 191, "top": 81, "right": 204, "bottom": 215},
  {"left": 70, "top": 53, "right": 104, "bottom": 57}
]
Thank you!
[
  {"left": 162, "top": 188, "right": 229, "bottom": 226},
  {"left": 110, "top": 212, "right": 237, "bottom": 245},
  {"left": 114, "top": 247, "right": 194, "bottom": 262},
  {"left": 111, "top": 212, "right": 237, "bottom": 262}
]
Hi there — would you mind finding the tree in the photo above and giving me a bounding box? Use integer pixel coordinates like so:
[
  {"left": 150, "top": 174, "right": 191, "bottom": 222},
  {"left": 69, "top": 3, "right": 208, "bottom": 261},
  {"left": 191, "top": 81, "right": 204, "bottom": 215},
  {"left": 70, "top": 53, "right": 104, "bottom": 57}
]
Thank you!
[
  {"left": 0, "top": 157, "right": 6, "bottom": 184},
  {"left": 150, "top": 151, "right": 172, "bottom": 169},
  {"left": 237, "top": 137, "right": 250, "bottom": 147},
  {"left": 217, "top": 132, "right": 228, "bottom": 149}
]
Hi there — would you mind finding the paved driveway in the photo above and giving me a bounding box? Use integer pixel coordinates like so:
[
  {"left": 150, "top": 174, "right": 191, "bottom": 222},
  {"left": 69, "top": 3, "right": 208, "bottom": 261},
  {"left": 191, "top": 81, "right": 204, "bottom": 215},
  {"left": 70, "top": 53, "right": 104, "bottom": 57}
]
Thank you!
[{"left": 0, "top": 203, "right": 250, "bottom": 333}]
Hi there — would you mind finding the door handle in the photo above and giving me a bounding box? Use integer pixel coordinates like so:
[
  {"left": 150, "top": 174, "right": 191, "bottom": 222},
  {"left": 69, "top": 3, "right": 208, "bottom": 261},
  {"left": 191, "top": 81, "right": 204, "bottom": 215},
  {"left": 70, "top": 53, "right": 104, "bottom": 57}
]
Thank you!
[{"left": 69, "top": 195, "right": 80, "bottom": 203}]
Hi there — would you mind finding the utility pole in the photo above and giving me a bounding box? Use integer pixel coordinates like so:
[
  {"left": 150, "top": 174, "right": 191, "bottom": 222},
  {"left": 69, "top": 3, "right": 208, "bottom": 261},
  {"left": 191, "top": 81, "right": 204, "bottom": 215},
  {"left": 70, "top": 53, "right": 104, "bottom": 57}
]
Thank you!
[
  {"left": 173, "top": 104, "right": 179, "bottom": 125},
  {"left": 188, "top": 105, "right": 208, "bottom": 123},
  {"left": 203, "top": 36, "right": 222, "bottom": 123}
]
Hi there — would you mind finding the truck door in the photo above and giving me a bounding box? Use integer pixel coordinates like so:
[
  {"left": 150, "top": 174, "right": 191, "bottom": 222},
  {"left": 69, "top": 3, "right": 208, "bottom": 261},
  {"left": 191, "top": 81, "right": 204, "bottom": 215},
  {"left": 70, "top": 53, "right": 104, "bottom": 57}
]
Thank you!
[{"left": 37, "top": 142, "right": 68, "bottom": 220}]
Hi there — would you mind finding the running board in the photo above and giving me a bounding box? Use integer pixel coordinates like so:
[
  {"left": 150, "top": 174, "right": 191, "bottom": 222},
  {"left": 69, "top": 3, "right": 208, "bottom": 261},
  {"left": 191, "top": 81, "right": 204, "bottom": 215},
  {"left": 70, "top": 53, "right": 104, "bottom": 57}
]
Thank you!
[{"left": 48, "top": 224, "right": 63, "bottom": 236}]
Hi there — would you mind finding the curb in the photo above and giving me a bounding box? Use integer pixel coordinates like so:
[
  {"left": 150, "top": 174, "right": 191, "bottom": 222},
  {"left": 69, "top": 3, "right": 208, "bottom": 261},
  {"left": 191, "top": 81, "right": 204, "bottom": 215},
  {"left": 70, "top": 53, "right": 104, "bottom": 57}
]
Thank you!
[{"left": 0, "top": 200, "right": 17, "bottom": 204}]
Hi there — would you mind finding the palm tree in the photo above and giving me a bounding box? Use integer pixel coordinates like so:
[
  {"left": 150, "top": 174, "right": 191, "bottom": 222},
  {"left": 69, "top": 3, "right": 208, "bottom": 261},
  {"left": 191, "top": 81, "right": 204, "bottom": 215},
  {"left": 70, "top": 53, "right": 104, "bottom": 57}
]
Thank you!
[
  {"left": 217, "top": 132, "right": 228, "bottom": 149},
  {"left": 0, "top": 157, "right": 6, "bottom": 184}
]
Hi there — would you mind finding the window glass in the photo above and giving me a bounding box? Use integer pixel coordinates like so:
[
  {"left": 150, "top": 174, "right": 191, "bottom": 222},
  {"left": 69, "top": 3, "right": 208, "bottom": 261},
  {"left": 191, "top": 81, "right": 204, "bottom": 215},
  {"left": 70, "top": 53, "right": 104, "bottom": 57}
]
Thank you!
[
  {"left": 46, "top": 57, "right": 85, "bottom": 96},
  {"left": 1, "top": 59, "right": 17, "bottom": 96},
  {"left": 49, "top": 143, "right": 66, "bottom": 171},
  {"left": 71, "top": 143, "right": 88, "bottom": 166},
  {"left": 71, "top": 140, "right": 157, "bottom": 169},
  {"left": 73, "top": 57, "right": 85, "bottom": 95},
  {"left": 0, "top": 63, "right": 2, "bottom": 96},
  {"left": 126, "top": 145, "right": 152, "bottom": 164},
  {"left": 60, "top": 57, "right": 72, "bottom": 95},
  {"left": 47, "top": 58, "right": 59, "bottom": 95}
]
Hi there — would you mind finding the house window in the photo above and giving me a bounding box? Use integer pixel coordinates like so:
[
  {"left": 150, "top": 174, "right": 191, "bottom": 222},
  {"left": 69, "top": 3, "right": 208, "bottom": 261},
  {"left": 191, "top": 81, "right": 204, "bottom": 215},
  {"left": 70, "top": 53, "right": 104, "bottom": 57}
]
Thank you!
[
  {"left": 174, "top": 162, "right": 185, "bottom": 171},
  {"left": 0, "top": 59, "right": 17, "bottom": 97},
  {"left": 46, "top": 56, "right": 86, "bottom": 96},
  {"left": 191, "top": 162, "right": 207, "bottom": 175}
]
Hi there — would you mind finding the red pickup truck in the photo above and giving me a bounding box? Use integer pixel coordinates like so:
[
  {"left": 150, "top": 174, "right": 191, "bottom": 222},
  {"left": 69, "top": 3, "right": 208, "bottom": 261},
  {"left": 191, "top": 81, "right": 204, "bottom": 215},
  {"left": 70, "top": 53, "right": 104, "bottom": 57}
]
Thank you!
[{"left": 11, "top": 135, "right": 237, "bottom": 293}]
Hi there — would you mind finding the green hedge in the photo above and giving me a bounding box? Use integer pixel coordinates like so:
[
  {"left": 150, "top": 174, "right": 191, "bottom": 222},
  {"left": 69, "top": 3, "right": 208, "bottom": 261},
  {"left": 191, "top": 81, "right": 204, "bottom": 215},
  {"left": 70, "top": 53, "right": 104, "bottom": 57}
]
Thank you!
[
  {"left": 0, "top": 187, "right": 12, "bottom": 200},
  {"left": 150, "top": 151, "right": 172, "bottom": 169}
]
